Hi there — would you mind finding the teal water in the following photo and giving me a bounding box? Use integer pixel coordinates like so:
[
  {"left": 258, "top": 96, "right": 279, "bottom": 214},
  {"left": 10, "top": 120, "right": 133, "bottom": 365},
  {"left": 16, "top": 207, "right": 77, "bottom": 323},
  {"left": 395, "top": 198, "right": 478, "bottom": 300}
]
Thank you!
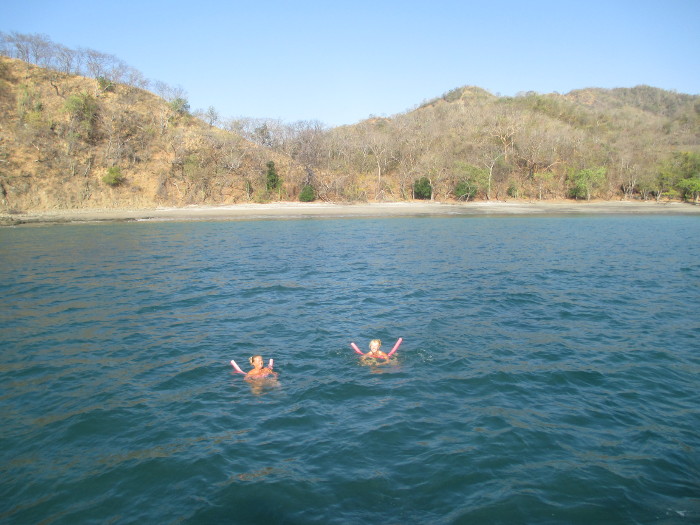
[{"left": 1, "top": 216, "right": 699, "bottom": 524}]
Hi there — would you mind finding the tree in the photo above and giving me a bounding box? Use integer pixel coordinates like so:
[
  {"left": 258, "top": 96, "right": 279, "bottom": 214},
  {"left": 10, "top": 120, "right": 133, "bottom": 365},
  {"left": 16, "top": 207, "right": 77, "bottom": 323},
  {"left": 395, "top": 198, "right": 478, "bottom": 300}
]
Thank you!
[
  {"left": 454, "top": 163, "right": 488, "bottom": 200},
  {"left": 204, "top": 106, "right": 219, "bottom": 127},
  {"left": 265, "top": 161, "right": 281, "bottom": 192},
  {"left": 568, "top": 167, "right": 606, "bottom": 200},
  {"left": 169, "top": 97, "right": 190, "bottom": 116},
  {"left": 357, "top": 119, "right": 399, "bottom": 199},
  {"left": 678, "top": 176, "right": 700, "bottom": 203},
  {"left": 664, "top": 151, "right": 700, "bottom": 202},
  {"left": 299, "top": 184, "right": 316, "bottom": 202},
  {"left": 413, "top": 177, "right": 432, "bottom": 199}
]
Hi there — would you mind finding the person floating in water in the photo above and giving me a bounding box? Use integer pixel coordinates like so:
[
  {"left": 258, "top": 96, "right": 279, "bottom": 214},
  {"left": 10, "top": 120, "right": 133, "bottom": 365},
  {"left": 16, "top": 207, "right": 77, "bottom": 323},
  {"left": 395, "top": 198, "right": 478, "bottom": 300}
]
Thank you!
[
  {"left": 351, "top": 337, "right": 402, "bottom": 360},
  {"left": 244, "top": 355, "right": 278, "bottom": 380},
  {"left": 361, "top": 339, "right": 388, "bottom": 360}
]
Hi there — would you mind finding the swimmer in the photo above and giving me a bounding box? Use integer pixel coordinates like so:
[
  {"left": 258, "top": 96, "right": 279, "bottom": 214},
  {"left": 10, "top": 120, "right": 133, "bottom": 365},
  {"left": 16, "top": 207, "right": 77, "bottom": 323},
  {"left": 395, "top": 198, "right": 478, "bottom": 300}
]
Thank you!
[
  {"left": 351, "top": 337, "right": 403, "bottom": 359},
  {"left": 361, "top": 339, "right": 388, "bottom": 360},
  {"left": 244, "top": 355, "right": 278, "bottom": 380}
]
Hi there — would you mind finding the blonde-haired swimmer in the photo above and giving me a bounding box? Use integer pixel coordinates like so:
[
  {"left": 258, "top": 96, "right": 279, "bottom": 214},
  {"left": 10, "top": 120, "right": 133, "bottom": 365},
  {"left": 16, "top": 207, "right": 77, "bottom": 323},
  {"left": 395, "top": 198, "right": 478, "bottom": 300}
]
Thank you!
[
  {"left": 350, "top": 337, "right": 403, "bottom": 359},
  {"left": 362, "top": 339, "right": 388, "bottom": 360},
  {"left": 244, "top": 355, "right": 278, "bottom": 379}
]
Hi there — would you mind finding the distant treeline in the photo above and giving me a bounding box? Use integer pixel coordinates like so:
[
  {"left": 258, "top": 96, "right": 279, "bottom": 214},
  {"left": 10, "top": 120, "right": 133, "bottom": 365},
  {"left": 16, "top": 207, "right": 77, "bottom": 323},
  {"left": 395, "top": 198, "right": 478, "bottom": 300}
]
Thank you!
[
  {"left": 231, "top": 87, "right": 700, "bottom": 203},
  {"left": 0, "top": 31, "right": 188, "bottom": 105},
  {"left": 1, "top": 31, "right": 699, "bottom": 211}
]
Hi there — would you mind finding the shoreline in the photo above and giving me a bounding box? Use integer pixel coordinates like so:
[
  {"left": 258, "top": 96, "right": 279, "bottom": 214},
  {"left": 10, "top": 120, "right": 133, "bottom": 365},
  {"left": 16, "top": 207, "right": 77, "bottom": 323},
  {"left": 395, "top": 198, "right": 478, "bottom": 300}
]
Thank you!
[{"left": 2, "top": 200, "right": 699, "bottom": 225}]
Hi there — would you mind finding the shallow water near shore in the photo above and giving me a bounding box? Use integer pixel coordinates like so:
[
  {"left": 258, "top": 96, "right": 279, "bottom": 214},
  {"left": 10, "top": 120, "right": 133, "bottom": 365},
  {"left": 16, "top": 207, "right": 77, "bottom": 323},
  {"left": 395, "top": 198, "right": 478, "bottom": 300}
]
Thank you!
[{"left": 1, "top": 215, "right": 699, "bottom": 524}]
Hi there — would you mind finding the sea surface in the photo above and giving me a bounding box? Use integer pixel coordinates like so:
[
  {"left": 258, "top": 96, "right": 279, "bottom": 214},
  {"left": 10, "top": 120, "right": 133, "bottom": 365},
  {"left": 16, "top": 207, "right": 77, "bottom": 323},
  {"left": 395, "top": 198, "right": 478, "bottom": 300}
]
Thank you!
[{"left": 1, "top": 214, "right": 699, "bottom": 524}]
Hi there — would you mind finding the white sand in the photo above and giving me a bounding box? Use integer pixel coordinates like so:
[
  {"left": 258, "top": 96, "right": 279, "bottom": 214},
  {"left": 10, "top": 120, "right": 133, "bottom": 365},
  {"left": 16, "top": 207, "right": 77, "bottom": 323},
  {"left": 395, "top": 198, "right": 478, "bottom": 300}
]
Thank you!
[{"left": 2, "top": 200, "right": 699, "bottom": 225}]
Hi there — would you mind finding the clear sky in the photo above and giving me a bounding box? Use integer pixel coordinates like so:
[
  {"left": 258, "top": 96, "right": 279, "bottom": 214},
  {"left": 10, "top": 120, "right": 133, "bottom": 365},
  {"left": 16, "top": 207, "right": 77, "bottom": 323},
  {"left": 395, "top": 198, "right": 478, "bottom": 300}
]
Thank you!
[{"left": 2, "top": 0, "right": 699, "bottom": 127}]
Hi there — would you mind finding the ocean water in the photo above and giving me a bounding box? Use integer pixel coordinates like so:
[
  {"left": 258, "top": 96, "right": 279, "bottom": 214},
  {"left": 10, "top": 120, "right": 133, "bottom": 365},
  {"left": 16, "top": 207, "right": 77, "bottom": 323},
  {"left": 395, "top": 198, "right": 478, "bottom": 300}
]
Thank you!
[{"left": 1, "top": 215, "right": 699, "bottom": 524}]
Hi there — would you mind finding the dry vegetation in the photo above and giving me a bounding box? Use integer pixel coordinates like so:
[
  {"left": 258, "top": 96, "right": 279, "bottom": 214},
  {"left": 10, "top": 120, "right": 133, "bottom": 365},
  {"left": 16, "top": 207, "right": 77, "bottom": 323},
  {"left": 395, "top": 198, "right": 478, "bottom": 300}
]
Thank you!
[
  {"left": 1, "top": 36, "right": 699, "bottom": 214},
  {"left": 0, "top": 56, "right": 306, "bottom": 212}
]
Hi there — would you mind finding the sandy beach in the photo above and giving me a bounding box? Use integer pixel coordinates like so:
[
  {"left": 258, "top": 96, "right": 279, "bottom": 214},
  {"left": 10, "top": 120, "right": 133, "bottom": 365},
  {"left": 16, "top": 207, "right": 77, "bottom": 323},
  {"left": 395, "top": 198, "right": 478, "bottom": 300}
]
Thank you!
[{"left": 2, "top": 200, "right": 699, "bottom": 225}]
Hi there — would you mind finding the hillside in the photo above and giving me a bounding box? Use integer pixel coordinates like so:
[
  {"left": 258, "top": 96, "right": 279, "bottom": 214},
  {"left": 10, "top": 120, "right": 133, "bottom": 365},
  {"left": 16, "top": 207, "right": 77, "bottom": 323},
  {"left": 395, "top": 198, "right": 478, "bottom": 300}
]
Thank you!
[
  {"left": 235, "top": 83, "right": 699, "bottom": 203},
  {"left": 1, "top": 51, "right": 699, "bottom": 213},
  {"left": 319, "top": 84, "right": 699, "bottom": 201},
  {"left": 0, "top": 56, "right": 306, "bottom": 213}
]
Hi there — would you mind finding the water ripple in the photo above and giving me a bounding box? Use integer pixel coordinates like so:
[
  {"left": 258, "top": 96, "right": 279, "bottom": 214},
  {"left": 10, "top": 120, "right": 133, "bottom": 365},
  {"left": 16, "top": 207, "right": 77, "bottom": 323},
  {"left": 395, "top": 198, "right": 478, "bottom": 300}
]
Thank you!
[{"left": 1, "top": 217, "right": 699, "bottom": 524}]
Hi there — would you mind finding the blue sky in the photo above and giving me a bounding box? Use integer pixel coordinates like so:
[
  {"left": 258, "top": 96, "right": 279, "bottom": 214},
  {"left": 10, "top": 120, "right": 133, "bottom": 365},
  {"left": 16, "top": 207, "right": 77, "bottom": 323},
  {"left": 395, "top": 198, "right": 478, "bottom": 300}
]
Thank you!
[{"left": 2, "top": 0, "right": 699, "bottom": 127}]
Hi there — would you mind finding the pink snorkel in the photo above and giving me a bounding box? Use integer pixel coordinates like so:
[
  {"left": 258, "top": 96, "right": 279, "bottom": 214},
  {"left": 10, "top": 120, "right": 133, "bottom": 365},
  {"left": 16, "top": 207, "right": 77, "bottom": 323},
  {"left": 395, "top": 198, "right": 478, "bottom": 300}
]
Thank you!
[{"left": 350, "top": 338, "right": 403, "bottom": 359}]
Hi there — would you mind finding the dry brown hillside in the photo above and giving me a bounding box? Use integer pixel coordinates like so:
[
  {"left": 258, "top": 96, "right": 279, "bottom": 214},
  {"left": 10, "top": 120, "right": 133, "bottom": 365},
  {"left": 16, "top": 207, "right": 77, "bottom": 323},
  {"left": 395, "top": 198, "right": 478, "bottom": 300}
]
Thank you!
[
  {"left": 0, "top": 56, "right": 305, "bottom": 212},
  {"left": 2, "top": 52, "right": 699, "bottom": 211}
]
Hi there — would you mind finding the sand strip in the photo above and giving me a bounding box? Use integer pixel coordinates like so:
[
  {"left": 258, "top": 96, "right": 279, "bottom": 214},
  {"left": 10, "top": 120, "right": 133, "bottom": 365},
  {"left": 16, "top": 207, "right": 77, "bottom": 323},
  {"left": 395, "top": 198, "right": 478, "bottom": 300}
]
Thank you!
[{"left": 2, "top": 201, "right": 699, "bottom": 225}]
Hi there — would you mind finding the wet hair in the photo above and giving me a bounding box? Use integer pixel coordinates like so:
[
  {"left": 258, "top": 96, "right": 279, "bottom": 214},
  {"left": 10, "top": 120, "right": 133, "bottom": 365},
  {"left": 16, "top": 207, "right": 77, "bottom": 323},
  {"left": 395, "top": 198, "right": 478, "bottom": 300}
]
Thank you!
[
  {"left": 369, "top": 339, "right": 381, "bottom": 348},
  {"left": 249, "top": 355, "right": 262, "bottom": 366}
]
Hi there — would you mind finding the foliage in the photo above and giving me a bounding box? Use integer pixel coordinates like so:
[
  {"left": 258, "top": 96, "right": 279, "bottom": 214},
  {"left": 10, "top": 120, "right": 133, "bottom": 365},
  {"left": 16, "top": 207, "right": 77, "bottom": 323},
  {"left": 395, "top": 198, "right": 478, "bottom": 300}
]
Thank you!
[
  {"left": 442, "top": 87, "right": 465, "bottom": 103},
  {"left": 63, "top": 92, "right": 99, "bottom": 141},
  {"left": 97, "top": 76, "right": 115, "bottom": 92},
  {"left": 454, "top": 163, "right": 488, "bottom": 200},
  {"left": 677, "top": 177, "right": 700, "bottom": 202},
  {"left": 102, "top": 166, "right": 124, "bottom": 186},
  {"left": 413, "top": 177, "right": 432, "bottom": 199},
  {"left": 299, "top": 184, "right": 316, "bottom": 202},
  {"left": 659, "top": 151, "right": 700, "bottom": 202},
  {"left": 568, "top": 167, "right": 606, "bottom": 200},
  {"left": 455, "top": 179, "right": 477, "bottom": 201},
  {"left": 64, "top": 92, "right": 97, "bottom": 120},
  {"left": 169, "top": 97, "right": 190, "bottom": 116},
  {"left": 265, "top": 161, "right": 281, "bottom": 191}
]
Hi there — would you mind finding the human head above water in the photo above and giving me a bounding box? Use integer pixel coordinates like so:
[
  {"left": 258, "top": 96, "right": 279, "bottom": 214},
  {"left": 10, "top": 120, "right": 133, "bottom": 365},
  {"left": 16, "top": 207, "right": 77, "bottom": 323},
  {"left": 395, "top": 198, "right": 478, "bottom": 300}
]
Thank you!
[
  {"left": 249, "top": 355, "right": 263, "bottom": 367},
  {"left": 369, "top": 339, "right": 381, "bottom": 351}
]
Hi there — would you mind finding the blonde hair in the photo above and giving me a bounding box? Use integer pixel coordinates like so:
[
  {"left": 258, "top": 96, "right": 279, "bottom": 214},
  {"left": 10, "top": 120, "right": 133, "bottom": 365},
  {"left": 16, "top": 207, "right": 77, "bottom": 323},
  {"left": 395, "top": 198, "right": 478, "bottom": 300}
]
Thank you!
[
  {"left": 249, "top": 355, "right": 262, "bottom": 365},
  {"left": 369, "top": 339, "right": 381, "bottom": 348}
]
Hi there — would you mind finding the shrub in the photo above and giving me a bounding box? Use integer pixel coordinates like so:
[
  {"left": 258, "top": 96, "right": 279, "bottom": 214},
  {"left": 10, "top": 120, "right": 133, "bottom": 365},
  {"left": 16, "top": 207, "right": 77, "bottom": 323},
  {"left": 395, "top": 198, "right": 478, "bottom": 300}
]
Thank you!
[
  {"left": 97, "top": 76, "right": 115, "bottom": 93},
  {"left": 64, "top": 92, "right": 99, "bottom": 141},
  {"left": 103, "top": 166, "right": 124, "bottom": 187},
  {"left": 413, "top": 177, "right": 432, "bottom": 199},
  {"left": 299, "top": 184, "right": 316, "bottom": 202},
  {"left": 169, "top": 97, "right": 190, "bottom": 115},
  {"left": 455, "top": 179, "right": 477, "bottom": 201}
]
